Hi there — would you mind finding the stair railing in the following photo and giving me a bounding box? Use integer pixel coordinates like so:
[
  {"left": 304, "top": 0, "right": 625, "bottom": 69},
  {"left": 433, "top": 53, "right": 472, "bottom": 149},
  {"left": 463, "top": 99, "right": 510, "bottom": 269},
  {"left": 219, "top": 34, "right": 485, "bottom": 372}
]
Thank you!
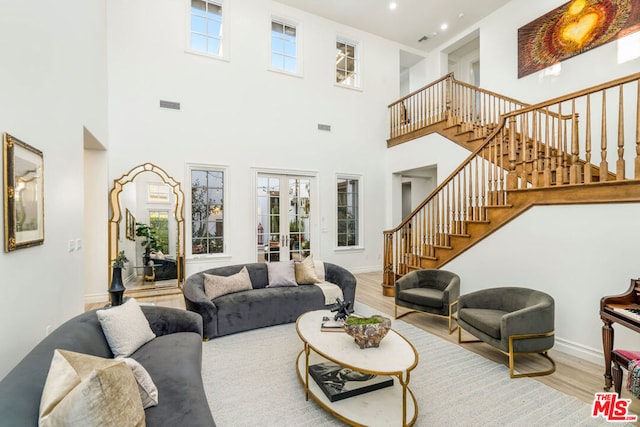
[
  {"left": 389, "top": 73, "right": 529, "bottom": 141},
  {"left": 383, "top": 121, "right": 511, "bottom": 294},
  {"left": 502, "top": 72, "right": 640, "bottom": 189},
  {"left": 383, "top": 72, "right": 640, "bottom": 295}
]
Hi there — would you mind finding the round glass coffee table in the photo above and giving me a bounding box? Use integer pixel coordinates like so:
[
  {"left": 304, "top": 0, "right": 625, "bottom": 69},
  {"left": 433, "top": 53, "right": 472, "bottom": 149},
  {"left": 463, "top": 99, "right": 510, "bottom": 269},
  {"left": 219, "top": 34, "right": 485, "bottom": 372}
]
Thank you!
[{"left": 296, "top": 310, "right": 419, "bottom": 427}]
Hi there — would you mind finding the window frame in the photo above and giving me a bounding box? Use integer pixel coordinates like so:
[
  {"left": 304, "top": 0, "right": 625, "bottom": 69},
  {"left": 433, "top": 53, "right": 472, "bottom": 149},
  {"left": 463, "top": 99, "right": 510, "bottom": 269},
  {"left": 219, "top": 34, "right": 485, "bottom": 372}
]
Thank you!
[
  {"left": 186, "top": 163, "right": 228, "bottom": 258},
  {"left": 335, "top": 174, "right": 364, "bottom": 251},
  {"left": 269, "top": 16, "right": 303, "bottom": 77},
  {"left": 186, "top": 0, "right": 229, "bottom": 61},
  {"left": 335, "top": 37, "right": 361, "bottom": 90}
]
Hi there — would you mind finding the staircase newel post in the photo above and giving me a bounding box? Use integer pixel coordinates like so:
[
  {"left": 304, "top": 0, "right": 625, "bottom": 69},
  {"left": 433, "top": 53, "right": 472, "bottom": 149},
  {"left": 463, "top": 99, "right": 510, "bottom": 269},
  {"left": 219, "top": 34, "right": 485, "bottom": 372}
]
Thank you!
[
  {"left": 445, "top": 74, "right": 453, "bottom": 126},
  {"left": 382, "top": 231, "right": 395, "bottom": 297},
  {"left": 506, "top": 115, "right": 518, "bottom": 190}
]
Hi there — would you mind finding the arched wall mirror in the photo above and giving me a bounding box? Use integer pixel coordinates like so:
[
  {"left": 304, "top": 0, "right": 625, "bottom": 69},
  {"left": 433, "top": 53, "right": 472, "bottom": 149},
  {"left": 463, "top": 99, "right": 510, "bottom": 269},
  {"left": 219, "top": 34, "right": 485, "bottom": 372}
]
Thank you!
[{"left": 108, "top": 163, "right": 185, "bottom": 296}]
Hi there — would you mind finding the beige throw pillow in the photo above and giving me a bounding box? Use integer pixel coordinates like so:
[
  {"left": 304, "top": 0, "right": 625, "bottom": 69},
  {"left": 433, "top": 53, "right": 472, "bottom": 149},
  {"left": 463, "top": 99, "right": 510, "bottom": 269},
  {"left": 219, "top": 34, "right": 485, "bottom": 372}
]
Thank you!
[
  {"left": 204, "top": 266, "right": 253, "bottom": 300},
  {"left": 96, "top": 298, "right": 156, "bottom": 358},
  {"left": 295, "top": 254, "right": 321, "bottom": 284},
  {"left": 121, "top": 357, "right": 159, "bottom": 408},
  {"left": 39, "top": 349, "right": 145, "bottom": 427}
]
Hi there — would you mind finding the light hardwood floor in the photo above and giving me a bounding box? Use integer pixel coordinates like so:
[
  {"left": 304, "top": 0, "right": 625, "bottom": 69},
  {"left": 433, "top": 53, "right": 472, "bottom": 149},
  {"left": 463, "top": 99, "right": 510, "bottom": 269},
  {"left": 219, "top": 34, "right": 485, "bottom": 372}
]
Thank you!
[{"left": 86, "top": 271, "right": 639, "bottom": 418}]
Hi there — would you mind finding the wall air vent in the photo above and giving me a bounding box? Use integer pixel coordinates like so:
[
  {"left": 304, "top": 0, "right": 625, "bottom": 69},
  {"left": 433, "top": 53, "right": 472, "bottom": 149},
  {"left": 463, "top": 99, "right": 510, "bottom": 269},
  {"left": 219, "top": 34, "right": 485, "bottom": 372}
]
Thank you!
[
  {"left": 317, "top": 123, "right": 331, "bottom": 132},
  {"left": 159, "top": 100, "right": 181, "bottom": 110}
]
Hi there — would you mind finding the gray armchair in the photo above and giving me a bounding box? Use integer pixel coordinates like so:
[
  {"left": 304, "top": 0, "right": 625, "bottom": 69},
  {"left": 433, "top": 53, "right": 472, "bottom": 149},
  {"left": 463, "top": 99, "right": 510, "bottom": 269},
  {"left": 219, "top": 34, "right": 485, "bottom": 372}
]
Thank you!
[
  {"left": 394, "top": 269, "right": 460, "bottom": 334},
  {"left": 457, "top": 286, "right": 556, "bottom": 378}
]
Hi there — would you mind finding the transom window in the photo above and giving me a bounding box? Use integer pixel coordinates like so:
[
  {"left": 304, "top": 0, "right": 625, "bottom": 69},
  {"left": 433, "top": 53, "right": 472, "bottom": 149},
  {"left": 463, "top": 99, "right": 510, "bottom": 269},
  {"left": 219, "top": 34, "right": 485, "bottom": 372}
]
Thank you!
[
  {"left": 336, "top": 39, "right": 359, "bottom": 88},
  {"left": 190, "top": 0, "right": 223, "bottom": 56},
  {"left": 271, "top": 20, "right": 297, "bottom": 73},
  {"left": 190, "top": 167, "right": 224, "bottom": 255},
  {"left": 337, "top": 176, "right": 361, "bottom": 247}
]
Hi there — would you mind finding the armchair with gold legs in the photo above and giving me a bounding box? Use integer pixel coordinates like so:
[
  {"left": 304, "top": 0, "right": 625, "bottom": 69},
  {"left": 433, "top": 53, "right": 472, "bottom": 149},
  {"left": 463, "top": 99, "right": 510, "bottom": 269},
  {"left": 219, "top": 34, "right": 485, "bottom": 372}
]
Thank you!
[
  {"left": 457, "top": 286, "right": 556, "bottom": 378},
  {"left": 394, "top": 269, "right": 460, "bottom": 334}
]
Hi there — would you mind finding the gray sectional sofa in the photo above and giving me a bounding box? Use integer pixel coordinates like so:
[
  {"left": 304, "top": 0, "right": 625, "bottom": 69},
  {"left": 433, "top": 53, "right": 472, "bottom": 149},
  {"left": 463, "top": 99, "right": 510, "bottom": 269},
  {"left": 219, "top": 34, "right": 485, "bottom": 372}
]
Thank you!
[
  {"left": 0, "top": 305, "right": 215, "bottom": 427},
  {"left": 183, "top": 262, "right": 357, "bottom": 340}
]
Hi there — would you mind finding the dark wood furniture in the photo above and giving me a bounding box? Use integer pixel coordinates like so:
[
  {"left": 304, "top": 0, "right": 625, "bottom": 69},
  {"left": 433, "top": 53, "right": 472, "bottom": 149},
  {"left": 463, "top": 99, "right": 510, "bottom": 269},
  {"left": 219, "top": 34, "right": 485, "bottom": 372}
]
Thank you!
[
  {"left": 600, "top": 279, "right": 640, "bottom": 390},
  {"left": 611, "top": 349, "right": 640, "bottom": 396}
]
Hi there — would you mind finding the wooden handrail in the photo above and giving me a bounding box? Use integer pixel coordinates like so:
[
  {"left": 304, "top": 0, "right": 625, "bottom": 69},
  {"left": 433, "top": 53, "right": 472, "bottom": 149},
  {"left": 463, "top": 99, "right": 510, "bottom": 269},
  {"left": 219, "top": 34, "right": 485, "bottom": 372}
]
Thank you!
[
  {"left": 382, "top": 72, "right": 640, "bottom": 296},
  {"left": 388, "top": 73, "right": 453, "bottom": 108}
]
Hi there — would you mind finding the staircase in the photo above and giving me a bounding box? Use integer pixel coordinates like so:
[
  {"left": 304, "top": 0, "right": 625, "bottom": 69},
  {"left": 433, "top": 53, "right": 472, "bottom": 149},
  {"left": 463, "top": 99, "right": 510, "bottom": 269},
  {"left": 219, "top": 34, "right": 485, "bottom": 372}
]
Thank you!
[{"left": 382, "top": 72, "right": 640, "bottom": 296}]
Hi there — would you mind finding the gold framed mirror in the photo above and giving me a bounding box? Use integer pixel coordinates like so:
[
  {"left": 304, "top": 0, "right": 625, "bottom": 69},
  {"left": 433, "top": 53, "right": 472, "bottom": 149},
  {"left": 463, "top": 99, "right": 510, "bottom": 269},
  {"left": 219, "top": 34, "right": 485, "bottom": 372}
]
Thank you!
[
  {"left": 3, "top": 133, "right": 45, "bottom": 252},
  {"left": 108, "top": 163, "right": 185, "bottom": 296}
]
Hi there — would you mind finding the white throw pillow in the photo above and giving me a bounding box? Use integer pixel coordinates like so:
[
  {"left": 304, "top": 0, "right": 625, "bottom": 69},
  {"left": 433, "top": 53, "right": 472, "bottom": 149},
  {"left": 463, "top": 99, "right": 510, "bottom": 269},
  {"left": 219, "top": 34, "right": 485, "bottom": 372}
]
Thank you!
[
  {"left": 39, "top": 350, "right": 145, "bottom": 427},
  {"left": 203, "top": 266, "right": 253, "bottom": 300},
  {"left": 120, "top": 357, "right": 159, "bottom": 408},
  {"left": 267, "top": 260, "right": 298, "bottom": 287},
  {"left": 96, "top": 298, "right": 156, "bottom": 358}
]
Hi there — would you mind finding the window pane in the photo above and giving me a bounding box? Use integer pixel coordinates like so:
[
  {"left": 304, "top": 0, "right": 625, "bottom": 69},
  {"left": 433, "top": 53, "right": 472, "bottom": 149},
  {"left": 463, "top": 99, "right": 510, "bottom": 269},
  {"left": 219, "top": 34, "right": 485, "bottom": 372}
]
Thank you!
[
  {"left": 271, "top": 53, "right": 283, "bottom": 69},
  {"left": 284, "top": 40, "right": 296, "bottom": 56},
  {"left": 207, "top": 38, "right": 220, "bottom": 55},
  {"left": 191, "top": 34, "right": 207, "bottom": 51},
  {"left": 284, "top": 57, "right": 296, "bottom": 73},
  {"left": 192, "top": 0, "right": 206, "bottom": 15},
  {"left": 206, "top": 2, "right": 222, "bottom": 18},
  {"left": 191, "top": 15, "right": 206, "bottom": 34},
  {"left": 346, "top": 44, "right": 355, "bottom": 57},
  {"left": 272, "top": 21, "right": 284, "bottom": 34},
  {"left": 346, "top": 58, "right": 355, "bottom": 72},
  {"left": 272, "top": 38, "right": 284, "bottom": 54},
  {"left": 284, "top": 25, "right": 296, "bottom": 37},
  {"left": 207, "top": 20, "right": 221, "bottom": 37}
]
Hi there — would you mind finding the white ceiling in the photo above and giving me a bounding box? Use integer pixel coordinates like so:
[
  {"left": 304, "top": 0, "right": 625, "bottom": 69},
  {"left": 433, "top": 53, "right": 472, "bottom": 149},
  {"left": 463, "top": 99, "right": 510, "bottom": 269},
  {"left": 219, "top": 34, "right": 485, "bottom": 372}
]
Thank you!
[{"left": 273, "top": 0, "right": 511, "bottom": 52}]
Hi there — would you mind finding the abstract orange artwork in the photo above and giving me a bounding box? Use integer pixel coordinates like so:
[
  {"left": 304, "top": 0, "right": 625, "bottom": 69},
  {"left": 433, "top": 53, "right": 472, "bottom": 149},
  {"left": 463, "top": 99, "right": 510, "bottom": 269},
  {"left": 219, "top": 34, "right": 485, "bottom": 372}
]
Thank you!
[{"left": 518, "top": 0, "right": 640, "bottom": 78}]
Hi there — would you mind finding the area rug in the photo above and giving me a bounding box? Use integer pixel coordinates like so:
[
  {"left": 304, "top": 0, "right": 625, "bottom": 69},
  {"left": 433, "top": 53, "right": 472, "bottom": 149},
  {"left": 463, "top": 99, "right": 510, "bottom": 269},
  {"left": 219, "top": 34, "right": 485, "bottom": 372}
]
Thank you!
[{"left": 201, "top": 303, "right": 623, "bottom": 426}]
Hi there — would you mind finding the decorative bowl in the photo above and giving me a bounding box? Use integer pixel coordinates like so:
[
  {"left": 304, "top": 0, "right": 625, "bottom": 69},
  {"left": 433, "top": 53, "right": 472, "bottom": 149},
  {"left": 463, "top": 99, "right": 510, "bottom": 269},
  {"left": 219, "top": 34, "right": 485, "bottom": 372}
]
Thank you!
[{"left": 343, "top": 315, "right": 391, "bottom": 349}]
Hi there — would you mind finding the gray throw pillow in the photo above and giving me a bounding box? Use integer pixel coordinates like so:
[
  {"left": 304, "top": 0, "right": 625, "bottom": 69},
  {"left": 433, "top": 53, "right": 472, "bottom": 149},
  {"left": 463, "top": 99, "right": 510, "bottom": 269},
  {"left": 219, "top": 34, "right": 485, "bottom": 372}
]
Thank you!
[{"left": 266, "top": 260, "right": 298, "bottom": 287}]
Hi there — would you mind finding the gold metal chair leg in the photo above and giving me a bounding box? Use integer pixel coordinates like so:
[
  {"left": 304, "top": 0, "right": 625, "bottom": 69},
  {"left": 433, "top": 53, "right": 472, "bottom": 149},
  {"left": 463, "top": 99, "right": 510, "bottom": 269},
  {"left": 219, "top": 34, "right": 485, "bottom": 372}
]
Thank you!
[{"left": 508, "top": 332, "right": 556, "bottom": 378}]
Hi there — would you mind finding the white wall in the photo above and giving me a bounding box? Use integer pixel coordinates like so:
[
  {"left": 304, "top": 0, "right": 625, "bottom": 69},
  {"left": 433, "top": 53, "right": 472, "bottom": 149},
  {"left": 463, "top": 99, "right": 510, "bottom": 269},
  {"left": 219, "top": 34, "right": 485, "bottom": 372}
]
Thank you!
[
  {"left": 104, "top": 0, "right": 402, "bottom": 279},
  {"left": 0, "top": 0, "right": 108, "bottom": 380}
]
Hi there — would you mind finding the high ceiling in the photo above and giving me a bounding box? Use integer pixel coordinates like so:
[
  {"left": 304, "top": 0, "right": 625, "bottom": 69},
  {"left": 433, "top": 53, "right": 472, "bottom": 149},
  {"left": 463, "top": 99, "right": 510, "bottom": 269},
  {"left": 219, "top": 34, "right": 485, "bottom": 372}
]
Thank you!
[{"left": 273, "top": 0, "right": 511, "bottom": 52}]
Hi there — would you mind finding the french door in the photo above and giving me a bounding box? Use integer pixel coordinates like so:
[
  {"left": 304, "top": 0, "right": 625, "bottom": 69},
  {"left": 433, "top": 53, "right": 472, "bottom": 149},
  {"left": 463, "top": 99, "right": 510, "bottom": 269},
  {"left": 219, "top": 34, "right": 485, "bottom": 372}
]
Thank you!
[{"left": 256, "top": 174, "right": 313, "bottom": 262}]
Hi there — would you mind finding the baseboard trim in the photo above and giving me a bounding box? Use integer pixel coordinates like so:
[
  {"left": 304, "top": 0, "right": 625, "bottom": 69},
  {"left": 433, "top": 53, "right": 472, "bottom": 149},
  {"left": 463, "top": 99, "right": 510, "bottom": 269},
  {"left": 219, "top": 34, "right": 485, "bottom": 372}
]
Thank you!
[
  {"left": 84, "top": 292, "right": 109, "bottom": 304},
  {"left": 554, "top": 336, "right": 603, "bottom": 365},
  {"left": 348, "top": 265, "right": 381, "bottom": 274}
]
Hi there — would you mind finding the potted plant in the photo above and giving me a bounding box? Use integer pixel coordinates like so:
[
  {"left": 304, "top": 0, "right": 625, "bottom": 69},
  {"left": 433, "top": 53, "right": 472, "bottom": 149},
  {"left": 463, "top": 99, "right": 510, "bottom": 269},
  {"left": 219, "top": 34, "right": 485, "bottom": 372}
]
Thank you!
[
  {"left": 109, "top": 250, "right": 128, "bottom": 306},
  {"left": 344, "top": 315, "right": 392, "bottom": 349},
  {"left": 136, "top": 222, "right": 161, "bottom": 262}
]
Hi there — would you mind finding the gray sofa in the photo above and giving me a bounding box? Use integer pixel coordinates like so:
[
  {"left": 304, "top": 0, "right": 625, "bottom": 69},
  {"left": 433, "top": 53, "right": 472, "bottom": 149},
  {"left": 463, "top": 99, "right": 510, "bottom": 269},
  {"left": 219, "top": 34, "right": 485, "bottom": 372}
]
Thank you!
[
  {"left": 184, "top": 262, "right": 357, "bottom": 340},
  {"left": 0, "top": 305, "right": 215, "bottom": 427}
]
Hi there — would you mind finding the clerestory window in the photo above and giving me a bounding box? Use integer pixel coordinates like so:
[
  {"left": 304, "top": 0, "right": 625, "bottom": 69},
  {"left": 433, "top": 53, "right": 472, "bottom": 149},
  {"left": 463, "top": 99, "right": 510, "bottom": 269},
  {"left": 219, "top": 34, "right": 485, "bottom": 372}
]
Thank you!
[
  {"left": 336, "top": 39, "right": 360, "bottom": 88},
  {"left": 190, "top": 0, "right": 224, "bottom": 57},
  {"left": 271, "top": 19, "right": 298, "bottom": 74}
]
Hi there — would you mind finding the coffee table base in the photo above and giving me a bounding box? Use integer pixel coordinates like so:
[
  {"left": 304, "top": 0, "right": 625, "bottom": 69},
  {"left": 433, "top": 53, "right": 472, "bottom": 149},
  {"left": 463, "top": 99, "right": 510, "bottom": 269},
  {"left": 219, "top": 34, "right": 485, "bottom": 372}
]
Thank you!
[{"left": 296, "top": 350, "right": 417, "bottom": 427}]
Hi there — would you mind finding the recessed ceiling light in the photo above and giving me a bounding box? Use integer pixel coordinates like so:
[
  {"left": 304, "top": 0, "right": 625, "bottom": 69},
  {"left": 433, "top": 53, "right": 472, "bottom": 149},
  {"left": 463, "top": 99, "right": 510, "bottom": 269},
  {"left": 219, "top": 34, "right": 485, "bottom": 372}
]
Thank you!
[
  {"left": 389, "top": 2, "right": 397, "bottom": 10},
  {"left": 440, "top": 23, "right": 448, "bottom": 31}
]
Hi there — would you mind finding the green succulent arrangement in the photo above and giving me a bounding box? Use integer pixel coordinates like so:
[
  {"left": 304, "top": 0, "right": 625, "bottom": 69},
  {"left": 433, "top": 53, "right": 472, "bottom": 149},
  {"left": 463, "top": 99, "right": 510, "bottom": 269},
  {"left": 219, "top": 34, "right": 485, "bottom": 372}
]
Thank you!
[{"left": 345, "top": 316, "right": 383, "bottom": 325}]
